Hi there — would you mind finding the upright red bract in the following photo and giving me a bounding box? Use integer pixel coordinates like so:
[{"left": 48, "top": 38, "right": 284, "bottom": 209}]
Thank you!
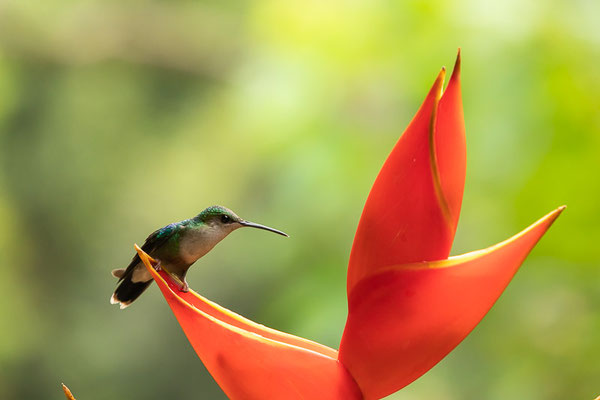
[
  {"left": 347, "top": 56, "right": 465, "bottom": 292},
  {"left": 136, "top": 51, "right": 564, "bottom": 400}
]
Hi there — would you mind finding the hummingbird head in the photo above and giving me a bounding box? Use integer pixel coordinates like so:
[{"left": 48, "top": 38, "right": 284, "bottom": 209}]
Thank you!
[
  {"left": 181, "top": 206, "right": 288, "bottom": 264},
  {"left": 195, "top": 206, "right": 288, "bottom": 237}
]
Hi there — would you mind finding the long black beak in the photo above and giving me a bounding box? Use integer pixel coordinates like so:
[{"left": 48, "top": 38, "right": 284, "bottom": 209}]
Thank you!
[{"left": 239, "top": 220, "right": 289, "bottom": 237}]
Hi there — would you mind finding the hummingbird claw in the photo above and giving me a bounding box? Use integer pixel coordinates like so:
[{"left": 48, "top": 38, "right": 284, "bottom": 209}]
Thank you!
[
  {"left": 181, "top": 280, "right": 189, "bottom": 293},
  {"left": 154, "top": 261, "right": 162, "bottom": 272}
]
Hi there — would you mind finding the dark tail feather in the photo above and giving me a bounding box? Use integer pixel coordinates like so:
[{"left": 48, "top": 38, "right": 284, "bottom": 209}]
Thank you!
[{"left": 111, "top": 275, "right": 153, "bottom": 309}]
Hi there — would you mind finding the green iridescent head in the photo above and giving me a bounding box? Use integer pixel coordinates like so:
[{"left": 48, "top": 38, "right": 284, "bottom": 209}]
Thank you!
[{"left": 195, "top": 205, "right": 242, "bottom": 225}]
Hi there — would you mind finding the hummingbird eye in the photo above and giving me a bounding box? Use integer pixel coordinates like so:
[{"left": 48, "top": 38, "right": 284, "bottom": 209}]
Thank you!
[{"left": 220, "top": 215, "right": 232, "bottom": 224}]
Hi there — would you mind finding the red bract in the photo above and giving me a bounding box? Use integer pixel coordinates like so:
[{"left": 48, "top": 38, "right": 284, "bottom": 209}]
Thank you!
[
  {"left": 136, "top": 51, "right": 564, "bottom": 400},
  {"left": 339, "top": 207, "right": 563, "bottom": 399},
  {"left": 347, "top": 55, "right": 465, "bottom": 292},
  {"left": 136, "top": 249, "right": 361, "bottom": 399}
]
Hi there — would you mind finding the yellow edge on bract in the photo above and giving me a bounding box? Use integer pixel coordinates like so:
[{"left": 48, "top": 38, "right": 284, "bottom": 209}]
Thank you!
[
  {"left": 186, "top": 289, "right": 338, "bottom": 358},
  {"left": 374, "top": 205, "right": 565, "bottom": 274},
  {"left": 428, "top": 66, "right": 451, "bottom": 225},
  {"left": 134, "top": 244, "right": 338, "bottom": 360},
  {"left": 429, "top": 49, "right": 463, "bottom": 228},
  {"left": 61, "top": 384, "right": 76, "bottom": 400}
]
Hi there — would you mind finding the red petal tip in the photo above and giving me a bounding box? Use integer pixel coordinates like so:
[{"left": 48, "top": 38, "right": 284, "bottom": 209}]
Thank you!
[
  {"left": 135, "top": 243, "right": 158, "bottom": 267},
  {"left": 449, "top": 49, "right": 461, "bottom": 82}
]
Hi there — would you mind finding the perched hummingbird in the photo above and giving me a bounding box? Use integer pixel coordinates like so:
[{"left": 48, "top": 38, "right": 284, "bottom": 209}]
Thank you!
[{"left": 110, "top": 205, "right": 288, "bottom": 309}]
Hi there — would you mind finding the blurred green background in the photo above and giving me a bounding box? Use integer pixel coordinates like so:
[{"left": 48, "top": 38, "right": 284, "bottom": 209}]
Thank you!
[{"left": 0, "top": 0, "right": 598, "bottom": 399}]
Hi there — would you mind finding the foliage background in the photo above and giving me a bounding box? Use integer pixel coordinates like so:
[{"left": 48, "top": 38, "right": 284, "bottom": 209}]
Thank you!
[{"left": 0, "top": 0, "right": 598, "bottom": 399}]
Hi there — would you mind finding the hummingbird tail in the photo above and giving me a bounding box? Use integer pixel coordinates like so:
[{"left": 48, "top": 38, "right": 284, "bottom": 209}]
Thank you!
[{"left": 111, "top": 274, "right": 153, "bottom": 309}]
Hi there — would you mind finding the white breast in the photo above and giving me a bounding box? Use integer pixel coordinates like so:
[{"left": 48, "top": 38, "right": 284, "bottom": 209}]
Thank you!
[{"left": 179, "top": 226, "right": 230, "bottom": 264}]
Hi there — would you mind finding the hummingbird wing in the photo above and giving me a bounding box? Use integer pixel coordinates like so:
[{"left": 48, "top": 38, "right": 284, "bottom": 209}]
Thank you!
[{"left": 117, "top": 223, "right": 181, "bottom": 282}]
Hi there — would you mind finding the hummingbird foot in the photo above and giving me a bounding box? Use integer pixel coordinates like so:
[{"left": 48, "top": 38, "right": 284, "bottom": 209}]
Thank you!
[
  {"left": 180, "top": 280, "right": 189, "bottom": 293},
  {"left": 154, "top": 261, "right": 162, "bottom": 272}
]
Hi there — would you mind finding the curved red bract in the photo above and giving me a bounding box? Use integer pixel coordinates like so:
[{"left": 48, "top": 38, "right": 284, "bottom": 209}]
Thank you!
[
  {"left": 153, "top": 261, "right": 337, "bottom": 359},
  {"left": 137, "top": 249, "right": 362, "bottom": 400},
  {"left": 136, "top": 51, "right": 564, "bottom": 400},
  {"left": 338, "top": 207, "right": 563, "bottom": 399}
]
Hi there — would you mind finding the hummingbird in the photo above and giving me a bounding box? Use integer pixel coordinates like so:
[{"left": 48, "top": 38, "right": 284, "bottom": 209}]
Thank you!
[{"left": 110, "top": 205, "right": 288, "bottom": 309}]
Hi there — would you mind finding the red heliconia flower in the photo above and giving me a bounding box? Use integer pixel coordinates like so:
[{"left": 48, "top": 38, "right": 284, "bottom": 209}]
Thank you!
[{"left": 136, "top": 51, "right": 564, "bottom": 400}]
